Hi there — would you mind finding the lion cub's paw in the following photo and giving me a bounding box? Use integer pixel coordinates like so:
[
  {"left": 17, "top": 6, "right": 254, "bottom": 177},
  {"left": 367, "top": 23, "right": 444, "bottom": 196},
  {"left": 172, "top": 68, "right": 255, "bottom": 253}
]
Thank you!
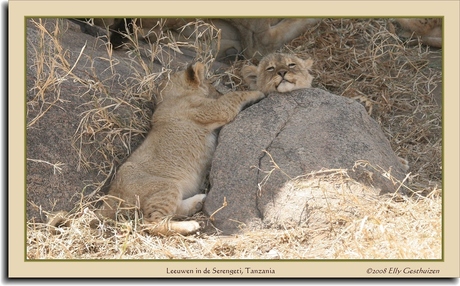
[
  {"left": 254, "top": 91, "right": 265, "bottom": 100},
  {"left": 191, "top": 193, "right": 207, "bottom": 213},
  {"left": 178, "top": 193, "right": 206, "bottom": 217},
  {"left": 143, "top": 220, "right": 202, "bottom": 236},
  {"left": 180, "top": 221, "right": 202, "bottom": 235},
  {"left": 246, "top": 90, "right": 265, "bottom": 103}
]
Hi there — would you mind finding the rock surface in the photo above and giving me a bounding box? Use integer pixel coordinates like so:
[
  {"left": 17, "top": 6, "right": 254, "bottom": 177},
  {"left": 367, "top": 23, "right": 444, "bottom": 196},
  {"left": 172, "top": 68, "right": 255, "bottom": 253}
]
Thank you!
[{"left": 203, "top": 88, "right": 408, "bottom": 234}]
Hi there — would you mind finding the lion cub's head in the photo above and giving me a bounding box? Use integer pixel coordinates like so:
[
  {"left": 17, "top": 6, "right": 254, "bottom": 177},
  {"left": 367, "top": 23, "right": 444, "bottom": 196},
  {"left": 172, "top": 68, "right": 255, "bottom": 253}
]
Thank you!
[
  {"left": 242, "top": 53, "right": 314, "bottom": 93},
  {"left": 156, "top": 62, "right": 219, "bottom": 106}
]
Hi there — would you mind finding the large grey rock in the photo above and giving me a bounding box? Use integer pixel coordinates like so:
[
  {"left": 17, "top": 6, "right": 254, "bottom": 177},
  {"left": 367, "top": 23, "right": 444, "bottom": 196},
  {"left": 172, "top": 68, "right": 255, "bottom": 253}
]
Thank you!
[{"left": 203, "top": 88, "right": 408, "bottom": 234}]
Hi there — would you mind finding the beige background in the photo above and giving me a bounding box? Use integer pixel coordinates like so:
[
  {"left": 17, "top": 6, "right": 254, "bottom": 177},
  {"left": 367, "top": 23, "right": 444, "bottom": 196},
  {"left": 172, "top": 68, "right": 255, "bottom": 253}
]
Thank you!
[{"left": 9, "top": 0, "right": 459, "bottom": 278}]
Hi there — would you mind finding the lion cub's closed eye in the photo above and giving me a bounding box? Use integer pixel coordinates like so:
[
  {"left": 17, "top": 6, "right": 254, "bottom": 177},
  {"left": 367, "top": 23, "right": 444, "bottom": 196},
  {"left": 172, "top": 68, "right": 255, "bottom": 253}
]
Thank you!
[{"left": 242, "top": 53, "right": 314, "bottom": 93}]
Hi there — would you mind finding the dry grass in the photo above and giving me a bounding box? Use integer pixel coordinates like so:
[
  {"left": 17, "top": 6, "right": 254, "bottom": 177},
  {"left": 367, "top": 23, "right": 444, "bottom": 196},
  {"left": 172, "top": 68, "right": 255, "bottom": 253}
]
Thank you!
[
  {"left": 26, "top": 18, "right": 442, "bottom": 260},
  {"left": 27, "top": 18, "right": 78, "bottom": 128},
  {"left": 27, "top": 170, "right": 441, "bottom": 259}
]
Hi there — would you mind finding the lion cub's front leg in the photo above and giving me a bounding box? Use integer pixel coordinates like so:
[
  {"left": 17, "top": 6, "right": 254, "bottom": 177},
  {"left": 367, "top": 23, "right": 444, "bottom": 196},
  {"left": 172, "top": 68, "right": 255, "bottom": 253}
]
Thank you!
[{"left": 193, "top": 90, "right": 265, "bottom": 127}]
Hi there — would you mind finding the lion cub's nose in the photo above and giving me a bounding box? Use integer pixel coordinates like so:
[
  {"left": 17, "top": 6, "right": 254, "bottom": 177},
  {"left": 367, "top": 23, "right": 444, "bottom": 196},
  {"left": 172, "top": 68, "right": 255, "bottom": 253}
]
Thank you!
[{"left": 277, "top": 69, "right": 287, "bottom": 77}]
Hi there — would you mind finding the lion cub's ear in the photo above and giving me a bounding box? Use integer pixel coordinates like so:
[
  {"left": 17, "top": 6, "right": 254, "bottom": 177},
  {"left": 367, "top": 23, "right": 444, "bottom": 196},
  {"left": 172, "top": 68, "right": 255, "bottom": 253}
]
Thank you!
[
  {"left": 186, "top": 62, "right": 206, "bottom": 87},
  {"left": 302, "top": 58, "right": 314, "bottom": 70},
  {"left": 241, "top": 65, "right": 258, "bottom": 90}
]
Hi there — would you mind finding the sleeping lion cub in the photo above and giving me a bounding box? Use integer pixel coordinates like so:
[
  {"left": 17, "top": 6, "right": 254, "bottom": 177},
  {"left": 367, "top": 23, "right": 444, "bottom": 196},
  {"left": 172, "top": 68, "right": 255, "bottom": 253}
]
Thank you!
[
  {"left": 242, "top": 53, "right": 314, "bottom": 93},
  {"left": 98, "top": 62, "right": 264, "bottom": 235}
]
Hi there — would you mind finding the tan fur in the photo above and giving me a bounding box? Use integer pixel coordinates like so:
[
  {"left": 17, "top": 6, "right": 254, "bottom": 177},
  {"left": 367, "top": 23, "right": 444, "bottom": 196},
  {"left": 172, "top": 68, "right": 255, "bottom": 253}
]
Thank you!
[
  {"left": 90, "top": 18, "right": 320, "bottom": 60},
  {"left": 395, "top": 18, "right": 442, "bottom": 48},
  {"left": 98, "top": 62, "right": 265, "bottom": 235},
  {"left": 222, "top": 18, "right": 320, "bottom": 59},
  {"left": 242, "top": 53, "right": 314, "bottom": 93}
]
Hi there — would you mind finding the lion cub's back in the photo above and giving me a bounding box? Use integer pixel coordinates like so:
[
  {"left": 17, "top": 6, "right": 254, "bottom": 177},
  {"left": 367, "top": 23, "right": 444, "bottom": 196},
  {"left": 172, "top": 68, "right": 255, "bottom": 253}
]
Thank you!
[{"left": 126, "top": 100, "right": 216, "bottom": 195}]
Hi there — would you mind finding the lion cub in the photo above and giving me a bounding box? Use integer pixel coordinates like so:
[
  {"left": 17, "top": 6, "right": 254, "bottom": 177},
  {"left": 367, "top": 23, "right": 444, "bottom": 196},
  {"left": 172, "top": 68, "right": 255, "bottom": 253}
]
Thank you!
[
  {"left": 242, "top": 53, "right": 314, "bottom": 93},
  {"left": 99, "top": 62, "right": 265, "bottom": 235},
  {"left": 395, "top": 18, "right": 442, "bottom": 48}
]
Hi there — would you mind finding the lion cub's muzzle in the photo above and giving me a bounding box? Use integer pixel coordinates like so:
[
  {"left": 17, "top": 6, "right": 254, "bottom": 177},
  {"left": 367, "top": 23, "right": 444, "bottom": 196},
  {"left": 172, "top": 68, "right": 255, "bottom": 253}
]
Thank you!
[
  {"left": 275, "top": 69, "right": 293, "bottom": 87},
  {"left": 277, "top": 69, "right": 288, "bottom": 78},
  {"left": 274, "top": 69, "right": 297, "bottom": 92}
]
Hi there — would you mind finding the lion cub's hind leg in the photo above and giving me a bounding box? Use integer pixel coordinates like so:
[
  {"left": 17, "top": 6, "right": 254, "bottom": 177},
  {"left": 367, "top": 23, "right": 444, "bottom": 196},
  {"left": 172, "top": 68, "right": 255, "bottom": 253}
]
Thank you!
[
  {"left": 141, "top": 182, "right": 205, "bottom": 235},
  {"left": 177, "top": 194, "right": 207, "bottom": 217}
]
